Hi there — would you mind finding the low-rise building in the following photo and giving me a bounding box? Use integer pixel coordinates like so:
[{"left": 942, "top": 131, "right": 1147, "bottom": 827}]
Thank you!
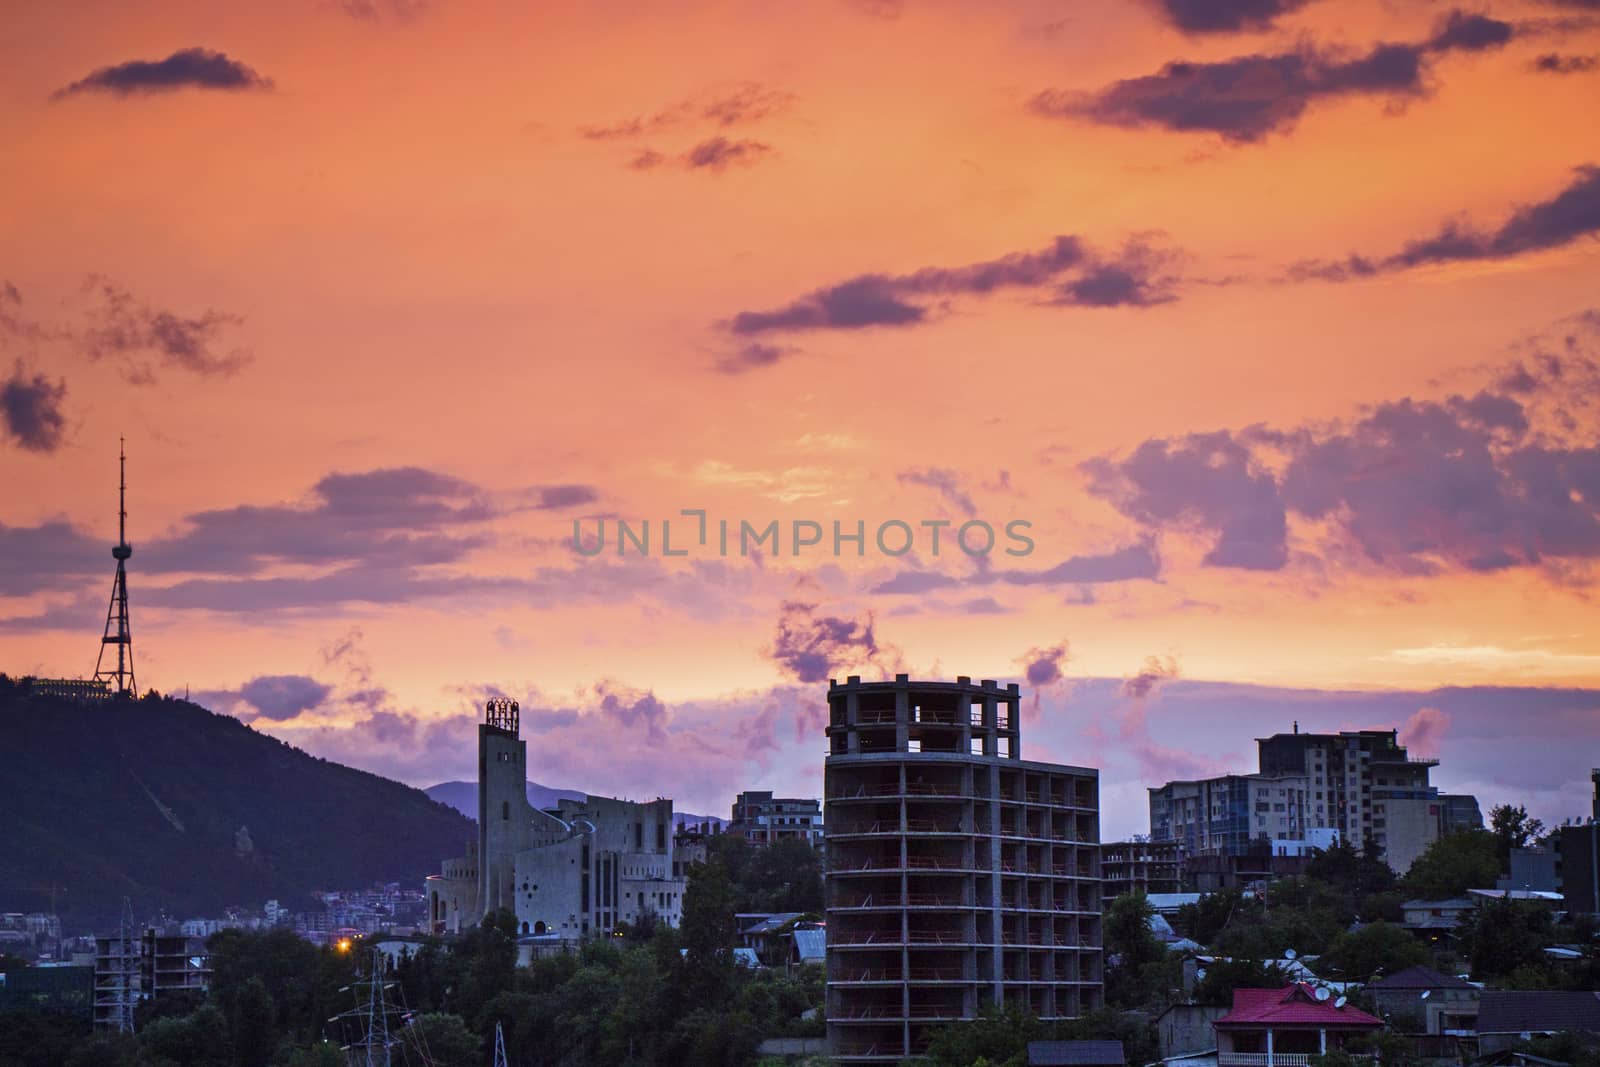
[
  {"left": 1476, "top": 991, "right": 1600, "bottom": 1056},
  {"left": 730, "top": 790, "right": 823, "bottom": 847},
  {"left": 1101, "top": 839, "right": 1183, "bottom": 906},
  {"left": 1368, "top": 965, "right": 1478, "bottom": 1036},
  {"left": 1214, "top": 984, "right": 1382, "bottom": 1067}
]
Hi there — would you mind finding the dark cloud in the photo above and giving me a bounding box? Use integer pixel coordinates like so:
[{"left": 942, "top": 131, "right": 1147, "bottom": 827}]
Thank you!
[
  {"left": 1086, "top": 342, "right": 1600, "bottom": 576},
  {"left": 332, "top": 0, "right": 428, "bottom": 20},
  {"left": 1, "top": 363, "right": 68, "bottom": 453},
  {"left": 1020, "top": 642, "right": 1070, "bottom": 687},
  {"left": 0, "top": 520, "right": 102, "bottom": 595},
  {"left": 80, "top": 277, "right": 251, "bottom": 383},
  {"left": 54, "top": 48, "right": 272, "bottom": 98},
  {"left": 1534, "top": 53, "right": 1599, "bottom": 72},
  {"left": 713, "top": 342, "right": 794, "bottom": 375},
  {"left": 1428, "top": 11, "right": 1515, "bottom": 52},
  {"left": 530, "top": 484, "right": 599, "bottom": 510},
  {"left": 684, "top": 137, "right": 772, "bottom": 172},
  {"left": 593, "top": 681, "right": 670, "bottom": 742},
  {"left": 1121, "top": 654, "right": 1181, "bottom": 700},
  {"left": 997, "top": 540, "right": 1163, "bottom": 584},
  {"left": 580, "top": 82, "right": 794, "bottom": 141},
  {"left": 629, "top": 149, "right": 667, "bottom": 171},
  {"left": 1293, "top": 166, "right": 1600, "bottom": 281},
  {"left": 1046, "top": 13, "right": 1517, "bottom": 143},
  {"left": 237, "top": 675, "right": 333, "bottom": 721},
  {"left": 727, "top": 235, "right": 1176, "bottom": 337},
  {"left": 139, "top": 466, "right": 497, "bottom": 576},
  {"left": 957, "top": 596, "right": 1008, "bottom": 614},
  {"left": 898, "top": 467, "right": 977, "bottom": 516},
  {"left": 768, "top": 600, "right": 886, "bottom": 684},
  {"left": 1083, "top": 431, "right": 1289, "bottom": 570},
  {"left": 867, "top": 570, "right": 963, "bottom": 595},
  {"left": 1153, "top": 0, "right": 1313, "bottom": 35}
]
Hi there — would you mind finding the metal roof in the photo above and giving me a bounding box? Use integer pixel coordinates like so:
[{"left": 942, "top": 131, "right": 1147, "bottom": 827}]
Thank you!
[
  {"left": 1477, "top": 991, "right": 1600, "bottom": 1034},
  {"left": 792, "top": 927, "right": 826, "bottom": 962},
  {"left": 1027, "top": 1039, "right": 1127, "bottom": 1066}
]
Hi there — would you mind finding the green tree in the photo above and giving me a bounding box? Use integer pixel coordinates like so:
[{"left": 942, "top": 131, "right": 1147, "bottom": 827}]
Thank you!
[
  {"left": 1402, "top": 831, "right": 1501, "bottom": 900},
  {"left": 279, "top": 1043, "right": 346, "bottom": 1067},
  {"left": 1104, "top": 893, "right": 1172, "bottom": 1009},
  {"left": 231, "top": 975, "right": 279, "bottom": 1067},
  {"left": 1457, "top": 897, "right": 1555, "bottom": 982},
  {"left": 410, "top": 1012, "right": 481, "bottom": 1066},
  {"left": 1317, "top": 922, "right": 1427, "bottom": 979},
  {"left": 1192, "top": 959, "right": 1290, "bottom": 1007},
  {"left": 681, "top": 857, "right": 738, "bottom": 1004},
  {"left": 917, "top": 1002, "right": 1039, "bottom": 1067},
  {"left": 1175, "top": 888, "right": 1258, "bottom": 946},
  {"left": 1490, "top": 804, "right": 1547, "bottom": 864},
  {"left": 139, "top": 1003, "right": 231, "bottom": 1067}
]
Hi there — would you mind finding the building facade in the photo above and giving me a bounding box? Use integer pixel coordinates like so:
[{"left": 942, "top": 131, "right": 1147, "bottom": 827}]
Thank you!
[
  {"left": 1150, "top": 725, "right": 1468, "bottom": 873},
  {"left": 1100, "top": 839, "right": 1183, "bottom": 907},
  {"left": 730, "top": 790, "right": 824, "bottom": 847},
  {"left": 824, "top": 675, "right": 1103, "bottom": 1064},
  {"left": 1256, "top": 727, "right": 1442, "bottom": 871},
  {"left": 1148, "top": 774, "right": 1309, "bottom": 858},
  {"left": 426, "top": 699, "right": 689, "bottom": 940}
]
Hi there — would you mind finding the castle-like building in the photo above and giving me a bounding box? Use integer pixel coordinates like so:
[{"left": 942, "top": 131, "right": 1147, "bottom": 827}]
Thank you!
[{"left": 425, "top": 698, "right": 688, "bottom": 939}]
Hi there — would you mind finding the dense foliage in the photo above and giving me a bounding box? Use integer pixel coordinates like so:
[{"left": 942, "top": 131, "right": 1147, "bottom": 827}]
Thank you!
[
  {"left": 914, "top": 1004, "right": 1158, "bottom": 1067},
  {"left": 0, "top": 860, "right": 825, "bottom": 1067},
  {"left": 0, "top": 675, "right": 474, "bottom": 927}
]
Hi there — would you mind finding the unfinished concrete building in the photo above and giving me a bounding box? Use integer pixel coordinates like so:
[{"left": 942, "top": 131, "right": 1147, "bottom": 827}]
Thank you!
[{"left": 824, "top": 675, "right": 1104, "bottom": 1064}]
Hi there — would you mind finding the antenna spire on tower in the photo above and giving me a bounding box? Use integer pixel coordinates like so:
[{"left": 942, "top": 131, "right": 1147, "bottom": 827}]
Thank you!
[{"left": 94, "top": 437, "right": 136, "bottom": 697}]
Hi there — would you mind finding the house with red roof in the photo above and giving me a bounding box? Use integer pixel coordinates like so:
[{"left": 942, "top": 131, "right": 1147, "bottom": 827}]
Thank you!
[{"left": 1215, "top": 984, "right": 1384, "bottom": 1067}]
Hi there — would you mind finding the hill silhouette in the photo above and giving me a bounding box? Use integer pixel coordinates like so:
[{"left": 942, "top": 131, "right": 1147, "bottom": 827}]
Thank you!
[{"left": 0, "top": 676, "right": 473, "bottom": 932}]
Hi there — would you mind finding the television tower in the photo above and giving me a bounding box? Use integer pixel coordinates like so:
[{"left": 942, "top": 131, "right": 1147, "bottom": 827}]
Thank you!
[{"left": 93, "top": 437, "right": 136, "bottom": 696}]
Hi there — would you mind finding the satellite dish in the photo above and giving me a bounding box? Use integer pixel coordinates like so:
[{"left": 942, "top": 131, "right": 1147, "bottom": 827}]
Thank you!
[
  {"left": 1315, "top": 987, "right": 1332, "bottom": 1002},
  {"left": 1420, "top": 990, "right": 1432, "bottom": 1000},
  {"left": 1335, "top": 997, "right": 1348, "bottom": 1009},
  {"left": 1285, "top": 948, "right": 1298, "bottom": 960},
  {"left": 1196, "top": 969, "right": 1208, "bottom": 981}
]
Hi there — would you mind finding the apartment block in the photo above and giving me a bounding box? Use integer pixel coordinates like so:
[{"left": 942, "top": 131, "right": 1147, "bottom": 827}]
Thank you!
[
  {"left": 1100, "top": 840, "right": 1184, "bottom": 907},
  {"left": 730, "top": 790, "right": 824, "bottom": 847},
  {"left": 824, "top": 675, "right": 1103, "bottom": 1064}
]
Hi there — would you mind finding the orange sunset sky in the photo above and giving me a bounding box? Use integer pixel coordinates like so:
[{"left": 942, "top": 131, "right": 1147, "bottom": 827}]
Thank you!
[{"left": 3, "top": 0, "right": 1599, "bottom": 835}]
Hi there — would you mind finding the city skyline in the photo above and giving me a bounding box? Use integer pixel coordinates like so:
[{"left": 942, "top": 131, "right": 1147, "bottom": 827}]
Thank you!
[{"left": 3, "top": 1, "right": 1599, "bottom": 838}]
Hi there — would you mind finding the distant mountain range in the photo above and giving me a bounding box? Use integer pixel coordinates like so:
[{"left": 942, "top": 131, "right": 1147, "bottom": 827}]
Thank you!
[
  {"left": 425, "top": 780, "right": 727, "bottom": 829},
  {"left": 0, "top": 676, "right": 474, "bottom": 931}
]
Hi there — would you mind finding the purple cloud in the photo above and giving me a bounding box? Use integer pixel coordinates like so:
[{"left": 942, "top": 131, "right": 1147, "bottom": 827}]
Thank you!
[
  {"left": 1152, "top": 0, "right": 1313, "bottom": 35},
  {"left": 1, "top": 363, "right": 68, "bottom": 453},
  {"left": 54, "top": 48, "right": 272, "bottom": 98},
  {"left": 727, "top": 235, "right": 1177, "bottom": 338},
  {"left": 1043, "top": 12, "right": 1517, "bottom": 143}
]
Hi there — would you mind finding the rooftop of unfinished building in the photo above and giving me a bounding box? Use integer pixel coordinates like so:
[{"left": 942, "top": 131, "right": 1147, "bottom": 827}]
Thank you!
[{"left": 828, "top": 673, "right": 1020, "bottom": 694}]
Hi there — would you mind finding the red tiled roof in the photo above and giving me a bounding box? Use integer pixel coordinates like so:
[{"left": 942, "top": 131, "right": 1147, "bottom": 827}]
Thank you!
[{"left": 1216, "top": 985, "right": 1384, "bottom": 1029}]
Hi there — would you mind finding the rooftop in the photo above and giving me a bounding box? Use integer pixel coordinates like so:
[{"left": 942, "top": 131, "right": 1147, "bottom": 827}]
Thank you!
[
  {"left": 1028, "top": 1039, "right": 1127, "bottom": 1066},
  {"left": 1477, "top": 991, "right": 1600, "bottom": 1035},
  {"left": 1370, "top": 965, "right": 1476, "bottom": 991},
  {"left": 1216, "top": 985, "right": 1383, "bottom": 1029}
]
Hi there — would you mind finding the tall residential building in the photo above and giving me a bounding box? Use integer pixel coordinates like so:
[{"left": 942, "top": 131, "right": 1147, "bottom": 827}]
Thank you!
[
  {"left": 1439, "top": 794, "right": 1484, "bottom": 835},
  {"left": 1150, "top": 726, "right": 1465, "bottom": 873},
  {"left": 426, "top": 699, "right": 688, "bottom": 939},
  {"left": 824, "top": 675, "right": 1103, "bottom": 1065},
  {"left": 1148, "top": 774, "right": 1310, "bottom": 857},
  {"left": 730, "top": 790, "right": 823, "bottom": 847},
  {"left": 1257, "top": 727, "right": 1441, "bottom": 872}
]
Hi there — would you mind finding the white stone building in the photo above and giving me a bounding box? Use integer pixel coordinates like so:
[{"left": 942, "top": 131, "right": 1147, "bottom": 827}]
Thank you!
[{"left": 426, "top": 699, "right": 689, "bottom": 941}]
